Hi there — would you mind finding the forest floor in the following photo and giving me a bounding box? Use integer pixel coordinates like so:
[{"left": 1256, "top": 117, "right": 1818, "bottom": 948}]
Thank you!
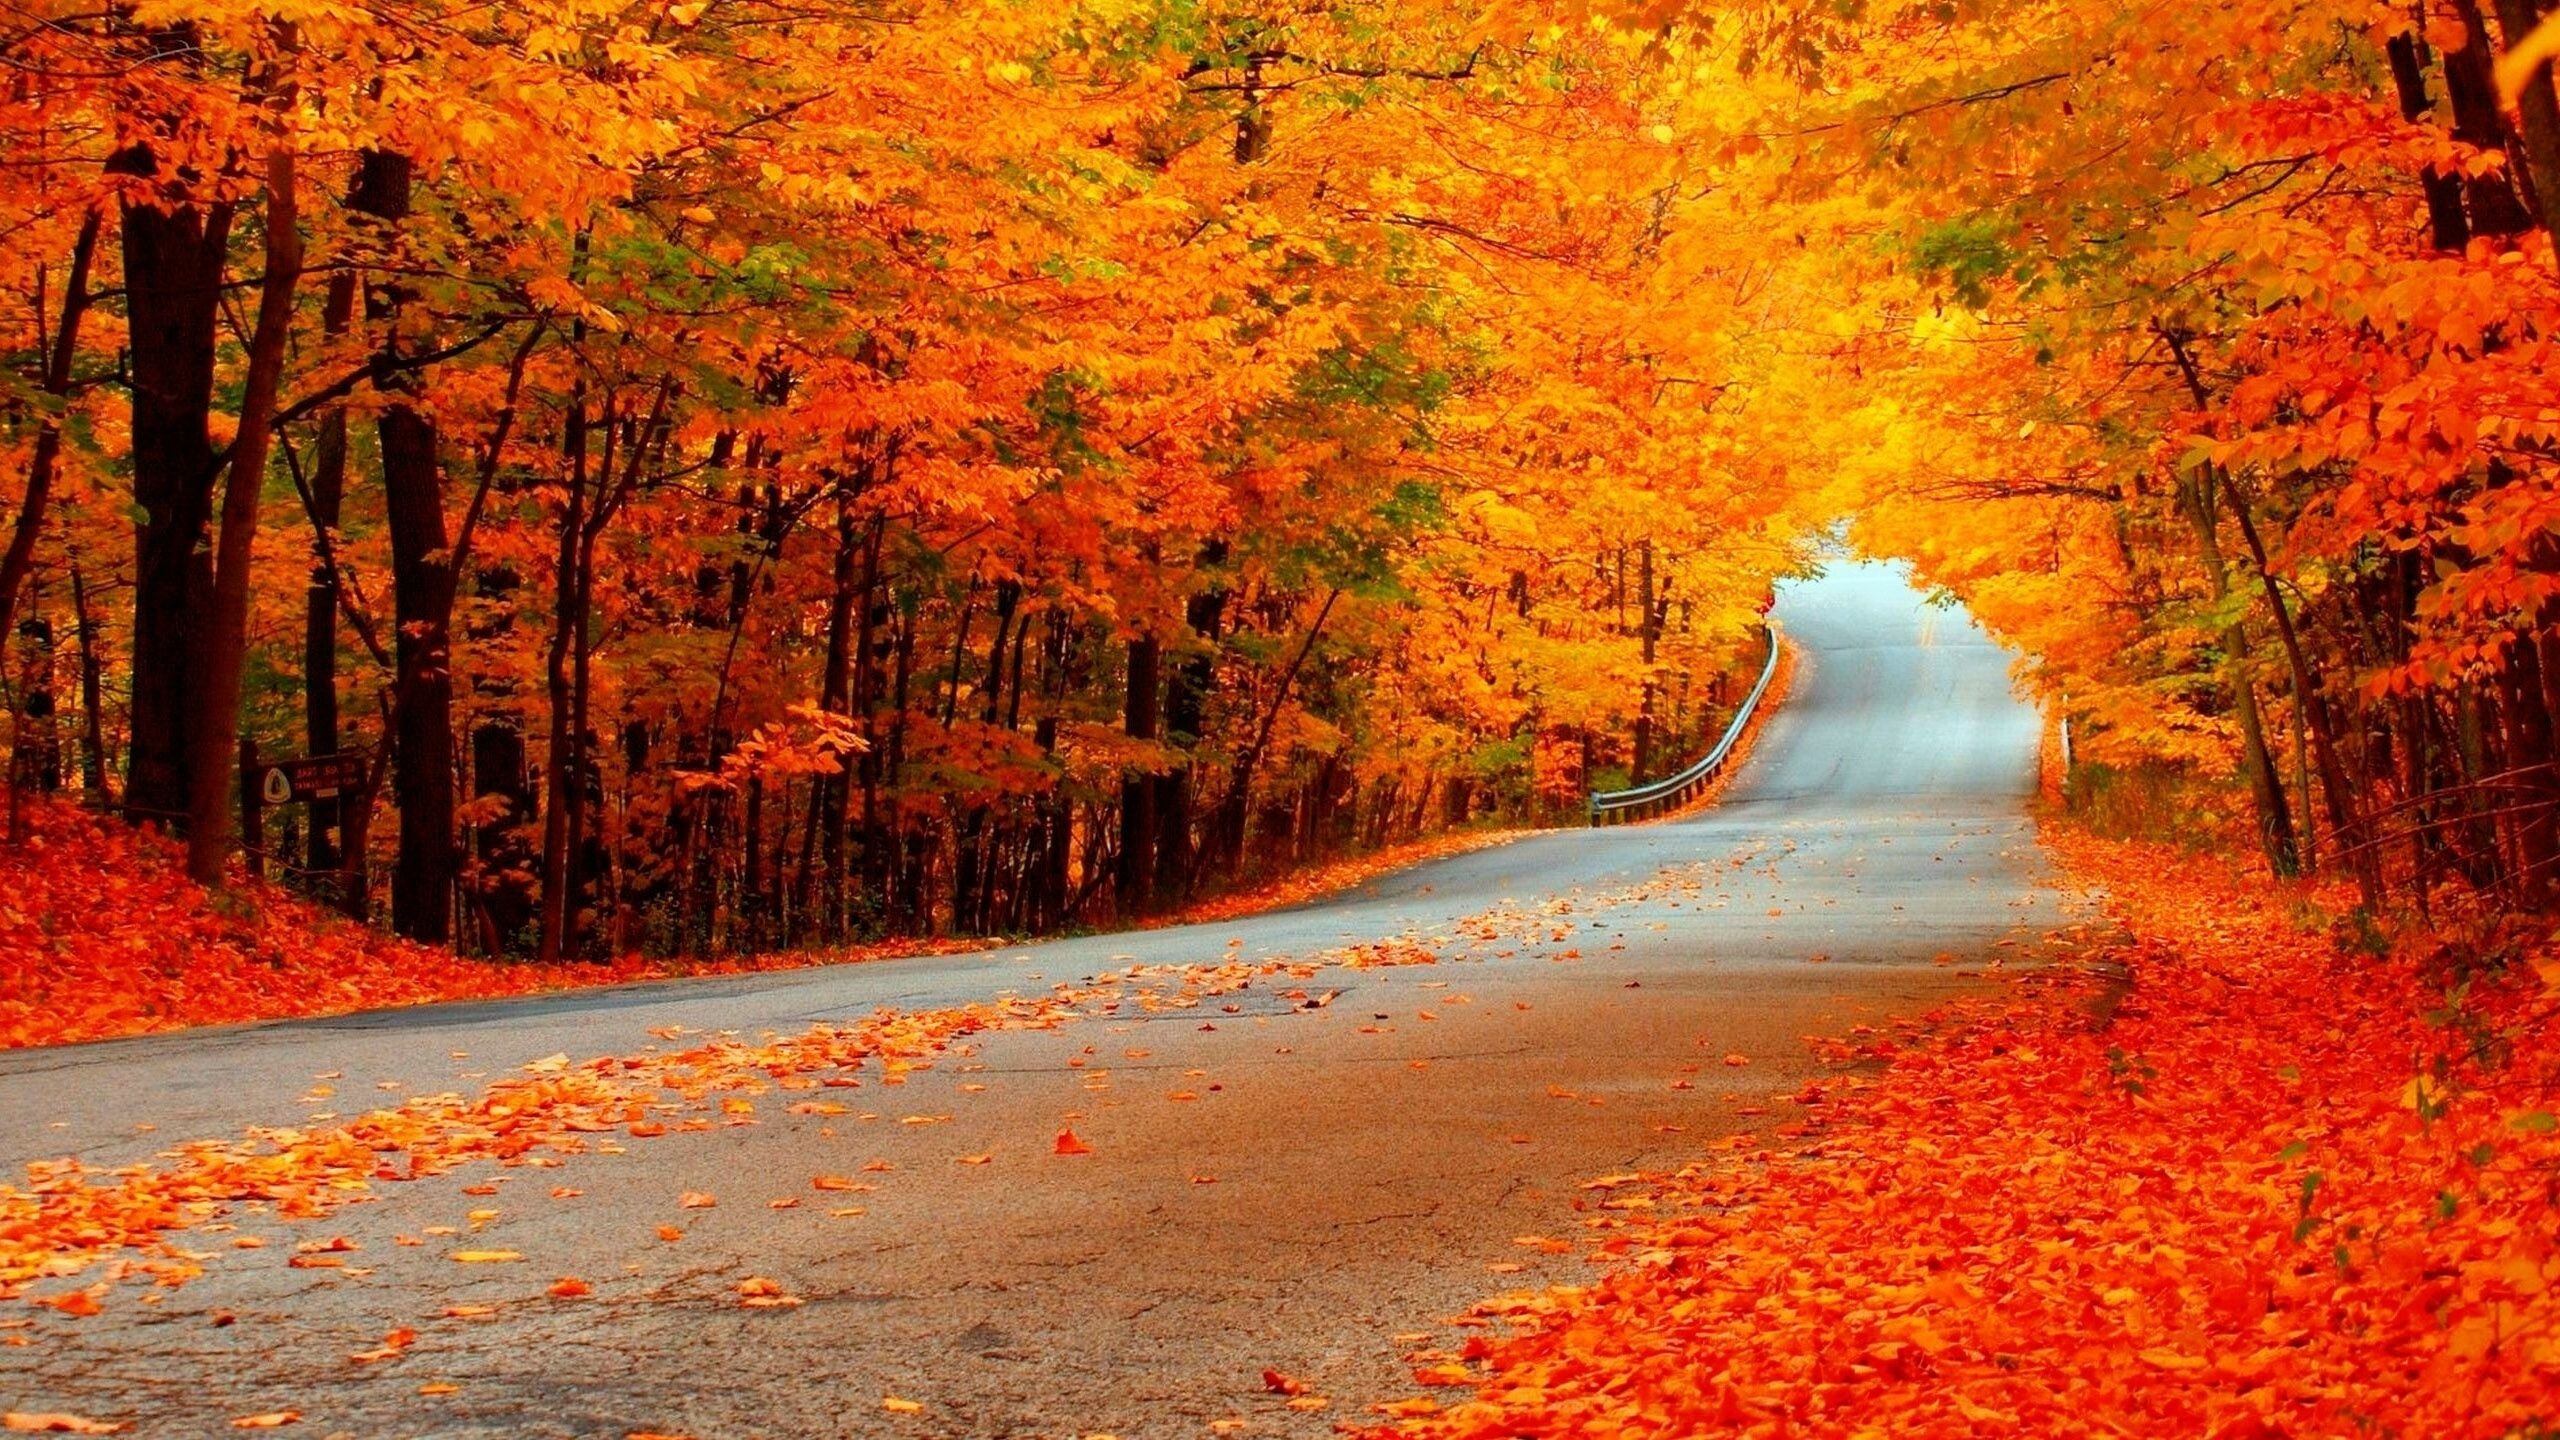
[
  {"left": 1356, "top": 825, "right": 2560, "bottom": 1439},
  {"left": 0, "top": 798, "right": 1527, "bottom": 1050}
]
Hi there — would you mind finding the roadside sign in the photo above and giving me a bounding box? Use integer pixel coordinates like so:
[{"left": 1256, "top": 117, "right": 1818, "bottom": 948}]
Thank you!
[{"left": 252, "top": 752, "right": 367, "bottom": 804}]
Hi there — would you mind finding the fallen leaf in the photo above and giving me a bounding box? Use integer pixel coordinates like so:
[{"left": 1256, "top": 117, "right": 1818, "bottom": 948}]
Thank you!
[
  {"left": 449, "top": 1250, "right": 522, "bottom": 1263},
  {"left": 229, "top": 1415, "right": 299, "bottom": 1430},
  {"left": 1054, "top": 1129, "right": 1093, "bottom": 1156},
  {"left": 547, "top": 1277, "right": 592, "bottom": 1299},
  {"left": 4, "top": 1416, "right": 127, "bottom": 1435},
  {"left": 679, "top": 1192, "right": 716, "bottom": 1209},
  {"left": 881, "top": 1398, "right": 924, "bottom": 1415}
]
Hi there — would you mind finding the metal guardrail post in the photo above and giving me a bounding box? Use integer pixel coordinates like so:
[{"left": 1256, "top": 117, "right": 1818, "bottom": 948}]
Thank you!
[{"left": 1586, "top": 622, "right": 1781, "bottom": 825}]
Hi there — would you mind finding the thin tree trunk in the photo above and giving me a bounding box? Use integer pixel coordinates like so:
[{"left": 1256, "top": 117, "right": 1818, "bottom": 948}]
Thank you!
[
  {"left": 2216, "top": 472, "right": 2381, "bottom": 906},
  {"left": 67, "top": 556, "right": 107, "bottom": 799},
  {"left": 536, "top": 391, "right": 589, "bottom": 964},
  {"left": 1216, "top": 588, "right": 1341, "bottom": 881},
  {"left": 303, "top": 259, "right": 357, "bottom": 880},
  {"left": 0, "top": 209, "right": 100, "bottom": 647},
  {"left": 186, "top": 111, "right": 305, "bottom": 885},
  {"left": 1116, "top": 633, "right": 1161, "bottom": 915}
]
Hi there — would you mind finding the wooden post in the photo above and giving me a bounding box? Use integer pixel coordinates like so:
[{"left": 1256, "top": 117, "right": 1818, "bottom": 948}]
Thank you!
[{"left": 239, "top": 737, "right": 263, "bottom": 880}]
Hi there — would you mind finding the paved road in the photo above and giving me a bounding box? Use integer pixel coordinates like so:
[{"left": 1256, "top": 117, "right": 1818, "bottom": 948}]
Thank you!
[{"left": 0, "top": 558, "right": 2063, "bottom": 1439}]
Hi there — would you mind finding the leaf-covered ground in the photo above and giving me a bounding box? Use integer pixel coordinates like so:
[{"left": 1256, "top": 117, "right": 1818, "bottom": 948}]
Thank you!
[
  {"left": 1363, "top": 829, "right": 2560, "bottom": 1438},
  {"left": 0, "top": 799, "right": 1518, "bottom": 1050}
]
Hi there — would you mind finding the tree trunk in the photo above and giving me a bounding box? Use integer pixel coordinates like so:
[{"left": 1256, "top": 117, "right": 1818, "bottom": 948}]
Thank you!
[
  {"left": 67, "top": 557, "right": 107, "bottom": 799},
  {"left": 1156, "top": 544, "right": 1228, "bottom": 905},
  {"left": 2384, "top": 30, "right": 2473, "bottom": 251},
  {"left": 2488, "top": 0, "right": 2560, "bottom": 230},
  {"left": 185, "top": 120, "right": 304, "bottom": 886},
  {"left": 116, "top": 149, "right": 234, "bottom": 831},
  {"left": 2444, "top": 0, "right": 2541, "bottom": 236},
  {"left": 0, "top": 210, "right": 100, "bottom": 649},
  {"left": 2217, "top": 472, "right": 2382, "bottom": 906},
  {"left": 301, "top": 225, "right": 362, "bottom": 882},
  {"left": 2180, "top": 472, "right": 2300, "bottom": 877},
  {"left": 347, "top": 150, "right": 459, "bottom": 941},
  {"left": 1116, "top": 634, "right": 1161, "bottom": 915},
  {"left": 1630, "top": 540, "right": 1660, "bottom": 782},
  {"left": 536, "top": 394, "right": 589, "bottom": 964},
  {"left": 1215, "top": 589, "right": 1340, "bottom": 882}
]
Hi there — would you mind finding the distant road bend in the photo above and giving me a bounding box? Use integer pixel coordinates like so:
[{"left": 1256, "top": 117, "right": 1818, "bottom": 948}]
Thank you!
[{"left": 0, "top": 558, "right": 2063, "bottom": 1439}]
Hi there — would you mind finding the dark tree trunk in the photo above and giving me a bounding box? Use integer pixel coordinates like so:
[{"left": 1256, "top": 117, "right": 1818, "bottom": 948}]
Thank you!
[
  {"left": 1117, "top": 634, "right": 1162, "bottom": 915},
  {"left": 2384, "top": 31, "right": 2473, "bottom": 251},
  {"left": 304, "top": 262, "right": 357, "bottom": 880},
  {"left": 67, "top": 558, "right": 108, "bottom": 799},
  {"left": 383, "top": 401, "right": 456, "bottom": 940},
  {"left": 2443, "top": 0, "right": 2540, "bottom": 237},
  {"left": 115, "top": 148, "right": 234, "bottom": 831},
  {"left": 0, "top": 209, "right": 99, "bottom": 651},
  {"left": 1156, "top": 543, "right": 1227, "bottom": 905},
  {"left": 1630, "top": 540, "right": 1661, "bottom": 782}
]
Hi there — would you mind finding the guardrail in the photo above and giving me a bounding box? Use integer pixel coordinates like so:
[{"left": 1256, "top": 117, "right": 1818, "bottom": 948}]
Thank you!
[{"left": 1588, "top": 623, "right": 1781, "bottom": 825}]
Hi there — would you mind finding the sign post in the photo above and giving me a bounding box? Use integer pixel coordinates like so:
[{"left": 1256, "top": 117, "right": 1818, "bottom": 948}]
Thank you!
[
  {"left": 238, "top": 748, "right": 369, "bottom": 881},
  {"left": 239, "top": 738, "right": 264, "bottom": 879}
]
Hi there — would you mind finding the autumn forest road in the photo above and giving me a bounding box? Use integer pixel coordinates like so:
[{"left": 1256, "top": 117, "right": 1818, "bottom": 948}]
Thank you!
[{"left": 0, "top": 559, "right": 2066, "bottom": 1439}]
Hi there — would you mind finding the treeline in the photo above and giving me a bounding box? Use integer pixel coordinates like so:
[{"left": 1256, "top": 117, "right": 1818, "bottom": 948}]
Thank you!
[
  {"left": 0, "top": 1, "right": 1804, "bottom": 957},
  {"left": 1805, "top": 0, "right": 2560, "bottom": 911}
]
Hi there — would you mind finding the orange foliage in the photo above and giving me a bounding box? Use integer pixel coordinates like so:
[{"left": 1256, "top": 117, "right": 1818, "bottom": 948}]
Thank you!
[
  {"left": 1365, "top": 831, "right": 2560, "bottom": 1438},
  {"left": 0, "top": 801, "right": 992, "bottom": 1049}
]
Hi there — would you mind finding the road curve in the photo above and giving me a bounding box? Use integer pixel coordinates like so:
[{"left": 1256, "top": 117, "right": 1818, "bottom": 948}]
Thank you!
[{"left": 0, "top": 558, "right": 2063, "bottom": 1439}]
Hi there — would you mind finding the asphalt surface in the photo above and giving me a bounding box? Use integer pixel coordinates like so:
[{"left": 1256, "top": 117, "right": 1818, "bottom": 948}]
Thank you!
[{"left": 0, "top": 557, "right": 2067, "bottom": 1439}]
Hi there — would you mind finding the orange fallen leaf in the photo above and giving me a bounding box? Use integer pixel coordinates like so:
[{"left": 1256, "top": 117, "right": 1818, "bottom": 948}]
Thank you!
[
  {"left": 1053, "top": 1129, "right": 1093, "bottom": 1155},
  {"left": 656, "top": 1225, "right": 683, "bottom": 1242},
  {"left": 40, "top": 1292, "right": 100, "bottom": 1319},
  {"left": 678, "top": 1192, "right": 716, "bottom": 1209},
  {"left": 547, "top": 1277, "right": 593, "bottom": 1299},
  {"left": 768, "top": 1197, "right": 801, "bottom": 1209},
  {"left": 880, "top": 1398, "right": 924, "bottom": 1415},
  {"left": 229, "top": 1415, "right": 299, "bottom": 1430},
  {"left": 1262, "top": 1369, "right": 1308, "bottom": 1396},
  {"left": 1723, "top": 1052, "right": 1751, "bottom": 1066},
  {"left": 417, "top": 1385, "right": 457, "bottom": 1396},
  {"left": 956, "top": 1154, "right": 992, "bottom": 1166},
  {"left": 441, "top": 1305, "right": 497, "bottom": 1318},
  {"left": 449, "top": 1250, "right": 522, "bottom": 1263},
  {"left": 736, "top": 1276, "right": 803, "bottom": 1308},
  {"left": 812, "top": 1174, "right": 865, "bottom": 1190},
  {"left": 4, "top": 1416, "right": 127, "bottom": 1435}
]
